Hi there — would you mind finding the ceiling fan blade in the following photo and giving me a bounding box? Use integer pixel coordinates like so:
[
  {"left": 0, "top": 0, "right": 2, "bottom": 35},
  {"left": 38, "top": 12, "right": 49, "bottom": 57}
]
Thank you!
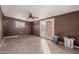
[
  {"left": 25, "top": 10, "right": 30, "bottom": 14},
  {"left": 26, "top": 17, "right": 30, "bottom": 19},
  {"left": 34, "top": 17, "right": 39, "bottom": 18},
  {"left": 31, "top": 17, "right": 36, "bottom": 20},
  {"left": 28, "top": 10, "right": 31, "bottom": 14},
  {"left": 32, "top": 17, "right": 39, "bottom": 19}
]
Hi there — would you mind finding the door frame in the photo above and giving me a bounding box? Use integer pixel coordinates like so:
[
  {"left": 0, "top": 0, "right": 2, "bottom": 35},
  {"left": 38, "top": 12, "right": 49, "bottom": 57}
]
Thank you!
[
  {"left": 45, "top": 18, "right": 55, "bottom": 38},
  {"left": 40, "top": 18, "right": 55, "bottom": 38}
]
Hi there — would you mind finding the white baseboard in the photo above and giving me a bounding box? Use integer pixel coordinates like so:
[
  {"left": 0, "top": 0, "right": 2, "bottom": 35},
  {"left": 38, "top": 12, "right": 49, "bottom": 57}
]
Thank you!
[
  {"left": 74, "top": 46, "right": 79, "bottom": 49},
  {"left": 0, "top": 39, "right": 5, "bottom": 47},
  {"left": 4, "top": 35, "right": 19, "bottom": 39},
  {"left": 0, "top": 35, "right": 19, "bottom": 47},
  {"left": 59, "top": 41, "right": 64, "bottom": 45}
]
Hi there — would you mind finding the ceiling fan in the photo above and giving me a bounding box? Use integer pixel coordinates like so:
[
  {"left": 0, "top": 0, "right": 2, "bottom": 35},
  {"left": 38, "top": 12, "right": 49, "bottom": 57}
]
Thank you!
[{"left": 26, "top": 10, "right": 39, "bottom": 20}]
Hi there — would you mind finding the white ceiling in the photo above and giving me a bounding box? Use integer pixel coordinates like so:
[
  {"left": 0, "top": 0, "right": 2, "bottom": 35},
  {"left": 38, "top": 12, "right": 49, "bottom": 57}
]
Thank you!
[{"left": 1, "top": 5, "right": 79, "bottom": 22}]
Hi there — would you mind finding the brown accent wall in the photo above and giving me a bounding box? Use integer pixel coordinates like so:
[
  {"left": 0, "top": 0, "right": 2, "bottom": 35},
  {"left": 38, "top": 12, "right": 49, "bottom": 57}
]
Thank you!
[
  {"left": 32, "top": 21, "right": 40, "bottom": 36},
  {"left": 0, "top": 6, "right": 4, "bottom": 42},
  {"left": 54, "top": 11, "right": 79, "bottom": 46},
  {"left": 3, "top": 17, "right": 31, "bottom": 36}
]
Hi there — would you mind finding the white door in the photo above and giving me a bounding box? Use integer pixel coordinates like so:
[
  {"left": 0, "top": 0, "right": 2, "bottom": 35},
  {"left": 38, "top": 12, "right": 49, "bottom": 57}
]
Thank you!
[
  {"left": 40, "top": 18, "right": 54, "bottom": 38},
  {"left": 40, "top": 21, "right": 46, "bottom": 37}
]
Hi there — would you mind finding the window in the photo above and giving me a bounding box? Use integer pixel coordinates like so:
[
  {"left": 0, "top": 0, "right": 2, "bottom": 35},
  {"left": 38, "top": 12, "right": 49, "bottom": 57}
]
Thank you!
[{"left": 16, "top": 21, "right": 25, "bottom": 28}]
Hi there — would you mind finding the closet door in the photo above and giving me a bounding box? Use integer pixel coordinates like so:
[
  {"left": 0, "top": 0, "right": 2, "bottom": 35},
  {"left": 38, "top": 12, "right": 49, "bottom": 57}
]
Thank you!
[
  {"left": 40, "top": 21, "right": 46, "bottom": 37},
  {"left": 47, "top": 21, "right": 52, "bottom": 37}
]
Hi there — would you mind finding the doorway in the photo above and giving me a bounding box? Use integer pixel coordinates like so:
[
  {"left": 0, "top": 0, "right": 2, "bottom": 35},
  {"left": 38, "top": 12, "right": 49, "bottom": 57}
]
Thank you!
[{"left": 40, "top": 18, "right": 54, "bottom": 39}]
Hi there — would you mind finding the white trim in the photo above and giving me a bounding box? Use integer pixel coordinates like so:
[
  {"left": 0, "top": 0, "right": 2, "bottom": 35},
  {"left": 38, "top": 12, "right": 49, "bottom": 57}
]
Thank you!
[
  {"left": 74, "top": 46, "right": 79, "bottom": 49},
  {"left": 0, "top": 39, "right": 5, "bottom": 47},
  {"left": 44, "top": 18, "right": 55, "bottom": 38},
  {"left": 53, "top": 18, "right": 55, "bottom": 36},
  {"left": 4, "top": 35, "right": 19, "bottom": 39}
]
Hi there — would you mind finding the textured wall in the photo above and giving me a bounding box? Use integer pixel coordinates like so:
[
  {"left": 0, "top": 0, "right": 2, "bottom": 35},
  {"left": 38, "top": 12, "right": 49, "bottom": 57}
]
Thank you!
[
  {"left": 4, "top": 17, "right": 31, "bottom": 36},
  {"left": 32, "top": 21, "right": 40, "bottom": 36},
  {"left": 54, "top": 11, "right": 79, "bottom": 46}
]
